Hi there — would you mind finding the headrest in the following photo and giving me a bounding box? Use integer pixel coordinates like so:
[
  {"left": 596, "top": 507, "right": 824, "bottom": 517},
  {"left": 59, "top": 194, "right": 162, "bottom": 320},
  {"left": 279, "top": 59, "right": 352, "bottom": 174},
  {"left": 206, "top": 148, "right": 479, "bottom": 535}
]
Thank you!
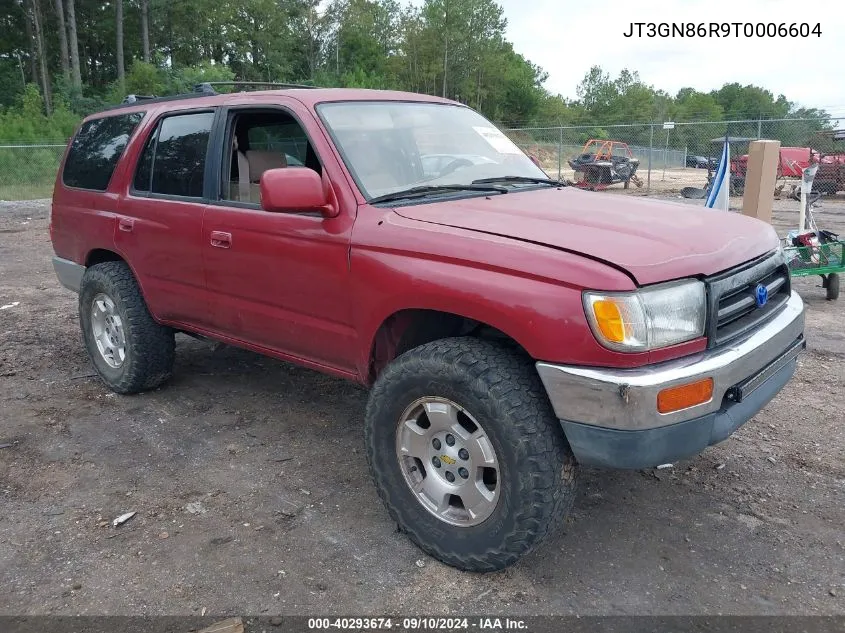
[{"left": 244, "top": 150, "right": 287, "bottom": 182}]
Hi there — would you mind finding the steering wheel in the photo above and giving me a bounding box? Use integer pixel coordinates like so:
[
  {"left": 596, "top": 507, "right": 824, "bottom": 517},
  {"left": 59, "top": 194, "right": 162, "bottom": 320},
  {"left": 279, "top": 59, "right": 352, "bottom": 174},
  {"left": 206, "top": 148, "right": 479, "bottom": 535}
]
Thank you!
[{"left": 437, "top": 158, "right": 474, "bottom": 178}]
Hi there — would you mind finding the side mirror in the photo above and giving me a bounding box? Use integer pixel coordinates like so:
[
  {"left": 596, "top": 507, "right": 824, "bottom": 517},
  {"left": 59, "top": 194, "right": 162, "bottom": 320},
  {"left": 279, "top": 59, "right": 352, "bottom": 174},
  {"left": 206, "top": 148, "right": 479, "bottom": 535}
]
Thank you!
[{"left": 259, "top": 168, "right": 336, "bottom": 217}]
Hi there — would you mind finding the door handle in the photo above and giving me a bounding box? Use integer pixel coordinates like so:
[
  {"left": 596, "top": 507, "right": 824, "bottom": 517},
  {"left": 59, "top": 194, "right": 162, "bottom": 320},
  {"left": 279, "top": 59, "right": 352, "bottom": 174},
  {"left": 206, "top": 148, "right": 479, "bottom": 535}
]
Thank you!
[
  {"left": 118, "top": 217, "right": 134, "bottom": 232},
  {"left": 210, "top": 231, "right": 232, "bottom": 249}
]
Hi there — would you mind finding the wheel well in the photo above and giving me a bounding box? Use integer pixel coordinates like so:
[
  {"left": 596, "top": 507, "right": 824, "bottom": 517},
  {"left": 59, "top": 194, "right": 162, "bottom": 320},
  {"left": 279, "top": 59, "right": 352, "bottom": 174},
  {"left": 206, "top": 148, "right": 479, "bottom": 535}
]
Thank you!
[
  {"left": 85, "top": 249, "right": 125, "bottom": 267},
  {"left": 367, "top": 309, "right": 527, "bottom": 383}
]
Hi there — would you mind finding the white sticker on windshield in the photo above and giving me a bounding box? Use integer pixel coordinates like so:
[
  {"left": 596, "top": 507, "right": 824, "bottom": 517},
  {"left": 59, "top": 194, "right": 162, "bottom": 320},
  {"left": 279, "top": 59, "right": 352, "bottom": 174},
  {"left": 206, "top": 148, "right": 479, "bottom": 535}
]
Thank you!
[{"left": 473, "top": 126, "right": 524, "bottom": 155}]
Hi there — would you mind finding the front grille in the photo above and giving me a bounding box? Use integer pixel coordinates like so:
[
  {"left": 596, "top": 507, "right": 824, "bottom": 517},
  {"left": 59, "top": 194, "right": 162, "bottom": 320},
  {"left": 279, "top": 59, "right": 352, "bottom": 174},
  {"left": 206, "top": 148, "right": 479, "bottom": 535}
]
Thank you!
[{"left": 706, "top": 251, "right": 790, "bottom": 348}]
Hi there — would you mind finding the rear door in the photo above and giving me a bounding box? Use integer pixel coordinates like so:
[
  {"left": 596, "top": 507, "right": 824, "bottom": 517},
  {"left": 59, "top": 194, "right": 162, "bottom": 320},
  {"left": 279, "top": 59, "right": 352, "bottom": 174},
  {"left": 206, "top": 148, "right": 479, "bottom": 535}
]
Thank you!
[
  {"left": 52, "top": 111, "right": 145, "bottom": 265},
  {"left": 200, "top": 101, "right": 358, "bottom": 375},
  {"left": 115, "top": 109, "right": 217, "bottom": 327}
]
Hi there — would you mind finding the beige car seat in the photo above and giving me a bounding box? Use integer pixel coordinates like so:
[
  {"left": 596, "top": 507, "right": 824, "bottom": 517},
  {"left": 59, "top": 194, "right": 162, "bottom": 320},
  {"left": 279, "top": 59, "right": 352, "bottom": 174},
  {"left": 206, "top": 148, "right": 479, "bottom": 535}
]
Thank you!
[
  {"left": 342, "top": 136, "right": 401, "bottom": 193},
  {"left": 230, "top": 137, "right": 287, "bottom": 203}
]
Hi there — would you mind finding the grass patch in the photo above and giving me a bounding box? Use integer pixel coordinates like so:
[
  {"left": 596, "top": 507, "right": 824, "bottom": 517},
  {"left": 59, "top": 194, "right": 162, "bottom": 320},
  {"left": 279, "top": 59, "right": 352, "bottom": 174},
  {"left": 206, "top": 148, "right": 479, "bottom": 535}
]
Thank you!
[
  {"left": 0, "top": 182, "right": 55, "bottom": 200},
  {"left": 0, "top": 146, "right": 62, "bottom": 201}
]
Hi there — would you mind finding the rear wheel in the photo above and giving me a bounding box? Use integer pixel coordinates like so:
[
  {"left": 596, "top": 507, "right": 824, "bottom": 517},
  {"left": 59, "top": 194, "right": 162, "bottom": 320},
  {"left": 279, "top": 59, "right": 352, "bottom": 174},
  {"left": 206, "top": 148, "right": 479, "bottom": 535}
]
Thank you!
[
  {"left": 79, "top": 261, "right": 175, "bottom": 394},
  {"left": 826, "top": 273, "right": 840, "bottom": 301},
  {"left": 365, "top": 337, "right": 577, "bottom": 572}
]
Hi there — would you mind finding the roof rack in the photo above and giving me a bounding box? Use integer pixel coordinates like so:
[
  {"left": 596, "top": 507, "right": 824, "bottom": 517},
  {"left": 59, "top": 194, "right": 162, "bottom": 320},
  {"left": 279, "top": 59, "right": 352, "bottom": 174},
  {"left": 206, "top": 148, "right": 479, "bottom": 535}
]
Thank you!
[
  {"left": 107, "top": 81, "right": 321, "bottom": 113},
  {"left": 123, "top": 94, "right": 157, "bottom": 104},
  {"left": 193, "top": 81, "right": 319, "bottom": 94},
  {"left": 104, "top": 91, "right": 211, "bottom": 112}
]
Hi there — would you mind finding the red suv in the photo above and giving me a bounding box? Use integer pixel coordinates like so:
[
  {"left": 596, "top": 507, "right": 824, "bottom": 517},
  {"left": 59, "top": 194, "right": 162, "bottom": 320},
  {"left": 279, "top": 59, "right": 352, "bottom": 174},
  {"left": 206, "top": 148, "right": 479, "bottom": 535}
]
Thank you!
[{"left": 50, "top": 85, "right": 805, "bottom": 571}]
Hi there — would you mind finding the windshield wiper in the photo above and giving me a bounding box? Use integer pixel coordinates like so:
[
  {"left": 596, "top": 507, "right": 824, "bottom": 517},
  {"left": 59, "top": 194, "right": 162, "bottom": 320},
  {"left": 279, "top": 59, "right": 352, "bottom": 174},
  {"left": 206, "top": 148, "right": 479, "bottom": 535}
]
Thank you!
[
  {"left": 368, "top": 184, "right": 507, "bottom": 205},
  {"left": 472, "top": 176, "right": 567, "bottom": 187}
]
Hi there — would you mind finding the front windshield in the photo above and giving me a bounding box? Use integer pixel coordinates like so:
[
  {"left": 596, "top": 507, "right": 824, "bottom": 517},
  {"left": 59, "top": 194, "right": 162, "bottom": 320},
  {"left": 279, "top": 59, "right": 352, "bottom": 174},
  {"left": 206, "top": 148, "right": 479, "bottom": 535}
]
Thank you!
[{"left": 317, "top": 101, "right": 548, "bottom": 200}]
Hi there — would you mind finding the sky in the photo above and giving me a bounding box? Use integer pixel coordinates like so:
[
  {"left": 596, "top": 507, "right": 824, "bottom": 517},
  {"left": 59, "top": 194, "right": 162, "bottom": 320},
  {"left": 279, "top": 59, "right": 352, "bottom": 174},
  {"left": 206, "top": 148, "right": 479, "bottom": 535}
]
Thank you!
[{"left": 495, "top": 0, "right": 845, "bottom": 117}]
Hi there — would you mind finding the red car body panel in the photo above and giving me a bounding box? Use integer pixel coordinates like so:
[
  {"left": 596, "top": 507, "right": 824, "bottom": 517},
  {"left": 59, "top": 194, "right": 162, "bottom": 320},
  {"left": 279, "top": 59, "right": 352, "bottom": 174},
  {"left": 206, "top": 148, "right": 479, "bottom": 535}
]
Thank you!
[
  {"left": 50, "top": 88, "right": 777, "bottom": 385},
  {"left": 816, "top": 153, "right": 845, "bottom": 193},
  {"left": 348, "top": 205, "right": 709, "bottom": 377},
  {"left": 201, "top": 202, "right": 358, "bottom": 373},
  {"left": 778, "top": 147, "right": 816, "bottom": 178},
  {"left": 732, "top": 147, "right": 821, "bottom": 178},
  {"left": 392, "top": 187, "right": 779, "bottom": 285},
  {"left": 730, "top": 145, "right": 845, "bottom": 192}
]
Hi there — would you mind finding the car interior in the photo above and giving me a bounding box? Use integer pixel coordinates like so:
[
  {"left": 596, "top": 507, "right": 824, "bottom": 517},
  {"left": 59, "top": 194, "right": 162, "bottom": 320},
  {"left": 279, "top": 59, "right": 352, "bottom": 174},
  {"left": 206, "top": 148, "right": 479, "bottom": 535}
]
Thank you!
[{"left": 224, "top": 111, "right": 321, "bottom": 204}]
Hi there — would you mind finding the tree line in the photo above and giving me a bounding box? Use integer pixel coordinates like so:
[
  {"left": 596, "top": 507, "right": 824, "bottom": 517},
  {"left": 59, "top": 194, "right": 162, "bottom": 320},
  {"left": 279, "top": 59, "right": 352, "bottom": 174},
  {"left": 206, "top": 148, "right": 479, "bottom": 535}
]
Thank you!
[{"left": 0, "top": 0, "right": 834, "bottom": 142}]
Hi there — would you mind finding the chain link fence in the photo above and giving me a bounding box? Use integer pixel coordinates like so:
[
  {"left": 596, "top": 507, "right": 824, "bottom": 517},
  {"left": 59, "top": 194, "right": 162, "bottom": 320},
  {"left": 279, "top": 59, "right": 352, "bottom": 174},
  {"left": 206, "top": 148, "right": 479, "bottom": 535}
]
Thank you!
[
  {"left": 504, "top": 117, "right": 845, "bottom": 197},
  {"left": 0, "top": 117, "right": 842, "bottom": 200},
  {"left": 0, "top": 142, "right": 67, "bottom": 201}
]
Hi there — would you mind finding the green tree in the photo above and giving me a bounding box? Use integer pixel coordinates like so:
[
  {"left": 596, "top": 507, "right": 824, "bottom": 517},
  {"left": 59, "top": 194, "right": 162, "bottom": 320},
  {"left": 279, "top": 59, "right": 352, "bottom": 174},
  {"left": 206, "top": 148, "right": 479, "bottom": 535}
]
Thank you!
[
  {"left": 0, "top": 0, "right": 835, "bottom": 147},
  {"left": 710, "top": 82, "right": 790, "bottom": 120},
  {"left": 575, "top": 66, "right": 663, "bottom": 124},
  {"left": 325, "top": 0, "right": 400, "bottom": 86},
  {"left": 672, "top": 88, "right": 724, "bottom": 121}
]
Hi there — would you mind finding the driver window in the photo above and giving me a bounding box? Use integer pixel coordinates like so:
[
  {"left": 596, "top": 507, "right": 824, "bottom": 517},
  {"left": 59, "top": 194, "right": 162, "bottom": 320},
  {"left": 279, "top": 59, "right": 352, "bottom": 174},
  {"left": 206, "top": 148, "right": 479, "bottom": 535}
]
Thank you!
[{"left": 224, "top": 111, "right": 322, "bottom": 204}]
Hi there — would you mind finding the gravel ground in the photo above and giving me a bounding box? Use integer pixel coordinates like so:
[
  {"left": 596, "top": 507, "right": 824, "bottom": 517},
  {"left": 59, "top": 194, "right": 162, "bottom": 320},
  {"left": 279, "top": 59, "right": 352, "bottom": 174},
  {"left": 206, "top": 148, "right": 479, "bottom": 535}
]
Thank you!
[{"left": 0, "top": 197, "right": 843, "bottom": 617}]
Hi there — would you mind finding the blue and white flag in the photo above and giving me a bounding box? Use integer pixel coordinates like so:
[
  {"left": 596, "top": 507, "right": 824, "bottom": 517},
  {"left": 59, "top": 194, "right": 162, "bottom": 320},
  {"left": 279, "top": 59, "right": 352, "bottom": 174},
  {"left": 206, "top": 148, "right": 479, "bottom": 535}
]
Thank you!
[{"left": 705, "top": 137, "right": 731, "bottom": 210}]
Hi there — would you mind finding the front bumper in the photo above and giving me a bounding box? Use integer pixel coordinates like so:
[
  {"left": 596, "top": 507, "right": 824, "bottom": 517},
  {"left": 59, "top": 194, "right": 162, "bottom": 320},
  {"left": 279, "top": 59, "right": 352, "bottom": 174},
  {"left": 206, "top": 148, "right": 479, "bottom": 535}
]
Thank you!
[{"left": 536, "top": 291, "right": 805, "bottom": 468}]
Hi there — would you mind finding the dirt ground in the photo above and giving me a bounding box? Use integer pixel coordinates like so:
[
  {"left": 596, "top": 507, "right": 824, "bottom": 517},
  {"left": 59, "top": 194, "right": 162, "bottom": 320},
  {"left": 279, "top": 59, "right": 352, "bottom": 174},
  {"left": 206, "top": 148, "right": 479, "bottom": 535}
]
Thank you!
[{"left": 0, "top": 196, "right": 843, "bottom": 617}]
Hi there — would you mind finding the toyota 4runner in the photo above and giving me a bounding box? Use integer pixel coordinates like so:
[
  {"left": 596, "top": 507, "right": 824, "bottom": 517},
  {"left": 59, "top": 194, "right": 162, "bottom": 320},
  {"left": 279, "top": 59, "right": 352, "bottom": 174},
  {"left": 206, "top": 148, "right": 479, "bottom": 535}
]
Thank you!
[{"left": 50, "top": 86, "right": 805, "bottom": 571}]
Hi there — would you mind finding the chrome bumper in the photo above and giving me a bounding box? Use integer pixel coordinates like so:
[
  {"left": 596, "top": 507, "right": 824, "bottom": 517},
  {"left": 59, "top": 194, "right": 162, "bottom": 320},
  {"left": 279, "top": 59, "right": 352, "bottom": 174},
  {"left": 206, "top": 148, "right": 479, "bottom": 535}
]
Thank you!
[
  {"left": 536, "top": 291, "right": 805, "bottom": 431},
  {"left": 53, "top": 256, "right": 85, "bottom": 293}
]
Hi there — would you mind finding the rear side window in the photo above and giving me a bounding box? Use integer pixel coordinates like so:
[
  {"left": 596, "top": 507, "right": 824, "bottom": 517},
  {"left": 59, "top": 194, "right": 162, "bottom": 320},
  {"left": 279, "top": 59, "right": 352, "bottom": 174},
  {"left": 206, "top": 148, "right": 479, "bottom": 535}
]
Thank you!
[
  {"left": 133, "top": 111, "right": 214, "bottom": 198},
  {"left": 62, "top": 112, "right": 144, "bottom": 191}
]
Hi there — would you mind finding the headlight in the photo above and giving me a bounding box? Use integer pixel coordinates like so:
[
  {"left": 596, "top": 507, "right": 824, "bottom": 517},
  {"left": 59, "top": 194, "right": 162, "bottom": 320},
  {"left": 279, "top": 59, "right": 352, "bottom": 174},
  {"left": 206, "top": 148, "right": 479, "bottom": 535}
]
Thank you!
[{"left": 583, "top": 279, "right": 706, "bottom": 352}]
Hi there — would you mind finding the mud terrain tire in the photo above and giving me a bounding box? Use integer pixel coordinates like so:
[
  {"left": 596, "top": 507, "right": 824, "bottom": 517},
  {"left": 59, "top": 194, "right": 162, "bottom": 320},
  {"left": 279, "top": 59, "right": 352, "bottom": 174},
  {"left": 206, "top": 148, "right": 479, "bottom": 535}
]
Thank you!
[
  {"left": 79, "top": 261, "right": 175, "bottom": 394},
  {"left": 365, "top": 337, "right": 577, "bottom": 572}
]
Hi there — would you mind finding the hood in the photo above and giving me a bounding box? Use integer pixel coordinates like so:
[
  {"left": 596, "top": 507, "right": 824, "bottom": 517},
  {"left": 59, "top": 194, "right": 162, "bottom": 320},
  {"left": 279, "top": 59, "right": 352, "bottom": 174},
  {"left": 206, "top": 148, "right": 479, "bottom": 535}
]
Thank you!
[{"left": 392, "top": 187, "right": 779, "bottom": 285}]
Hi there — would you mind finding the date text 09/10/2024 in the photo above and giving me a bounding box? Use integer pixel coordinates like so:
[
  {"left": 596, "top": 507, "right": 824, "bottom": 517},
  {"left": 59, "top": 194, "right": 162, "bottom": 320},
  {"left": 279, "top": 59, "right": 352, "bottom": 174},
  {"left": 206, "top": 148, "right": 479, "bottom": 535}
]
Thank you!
[
  {"left": 623, "top": 22, "right": 822, "bottom": 38},
  {"left": 307, "top": 617, "right": 528, "bottom": 630}
]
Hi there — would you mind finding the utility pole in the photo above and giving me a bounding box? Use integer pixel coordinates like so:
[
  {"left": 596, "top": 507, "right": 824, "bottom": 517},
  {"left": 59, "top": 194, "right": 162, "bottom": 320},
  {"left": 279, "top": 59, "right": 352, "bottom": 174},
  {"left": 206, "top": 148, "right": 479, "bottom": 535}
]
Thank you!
[
  {"left": 116, "top": 0, "right": 125, "bottom": 86},
  {"left": 647, "top": 123, "right": 654, "bottom": 192},
  {"left": 66, "top": 0, "right": 82, "bottom": 93},
  {"left": 140, "top": 0, "right": 150, "bottom": 62},
  {"left": 442, "top": 0, "right": 449, "bottom": 98},
  {"left": 558, "top": 126, "right": 563, "bottom": 180}
]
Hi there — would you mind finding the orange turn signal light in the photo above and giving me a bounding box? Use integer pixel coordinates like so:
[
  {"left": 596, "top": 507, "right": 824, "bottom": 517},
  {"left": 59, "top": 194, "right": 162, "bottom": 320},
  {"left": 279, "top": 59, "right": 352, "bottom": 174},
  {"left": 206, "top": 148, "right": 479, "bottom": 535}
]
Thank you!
[
  {"left": 592, "top": 300, "right": 625, "bottom": 343},
  {"left": 657, "top": 378, "right": 714, "bottom": 414}
]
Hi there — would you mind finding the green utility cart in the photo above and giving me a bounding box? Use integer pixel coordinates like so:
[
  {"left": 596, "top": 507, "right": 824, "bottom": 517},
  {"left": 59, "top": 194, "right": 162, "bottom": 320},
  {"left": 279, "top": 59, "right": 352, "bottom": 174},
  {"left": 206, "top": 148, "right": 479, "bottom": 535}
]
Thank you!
[{"left": 783, "top": 238, "right": 843, "bottom": 300}]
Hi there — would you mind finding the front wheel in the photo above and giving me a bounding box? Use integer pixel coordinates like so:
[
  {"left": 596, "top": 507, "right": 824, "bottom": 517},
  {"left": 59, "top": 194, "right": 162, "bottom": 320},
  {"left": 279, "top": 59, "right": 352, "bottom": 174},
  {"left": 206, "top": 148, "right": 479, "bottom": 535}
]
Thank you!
[{"left": 364, "top": 338, "right": 577, "bottom": 572}]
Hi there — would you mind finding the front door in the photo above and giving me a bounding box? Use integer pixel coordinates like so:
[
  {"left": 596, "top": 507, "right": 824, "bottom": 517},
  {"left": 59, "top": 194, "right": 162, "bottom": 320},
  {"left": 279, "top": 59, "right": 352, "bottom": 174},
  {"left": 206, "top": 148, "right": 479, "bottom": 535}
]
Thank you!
[{"left": 201, "top": 104, "right": 357, "bottom": 375}]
